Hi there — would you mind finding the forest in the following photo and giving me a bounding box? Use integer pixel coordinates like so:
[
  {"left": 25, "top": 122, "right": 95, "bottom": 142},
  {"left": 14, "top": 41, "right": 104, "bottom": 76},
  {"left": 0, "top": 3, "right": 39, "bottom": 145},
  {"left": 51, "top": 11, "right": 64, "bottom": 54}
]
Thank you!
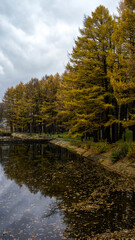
[{"left": 2, "top": 0, "right": 135, "bottom": 143}]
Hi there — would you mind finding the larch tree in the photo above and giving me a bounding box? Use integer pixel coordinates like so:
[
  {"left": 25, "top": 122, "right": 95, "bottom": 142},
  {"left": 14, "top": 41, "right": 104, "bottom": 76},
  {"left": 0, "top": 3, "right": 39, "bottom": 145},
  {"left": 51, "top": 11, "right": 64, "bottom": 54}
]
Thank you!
[
  {"left": 40, "top": 73, "right": 61, "bottom": 134},
  {"left": 12, "top": 82, "right": 26, "bottom": 131},
  {"left": 24, "top": 78, "right": 42, "bottom": 133},
  {"left": 3, "top": 86, "right": 16, "bottom": 132},
  {"left": 108, "top": 0, "right": 135, "bottom": 140},
  {"left": 59, "top": 5, "right": 114, "bottom": 141}
]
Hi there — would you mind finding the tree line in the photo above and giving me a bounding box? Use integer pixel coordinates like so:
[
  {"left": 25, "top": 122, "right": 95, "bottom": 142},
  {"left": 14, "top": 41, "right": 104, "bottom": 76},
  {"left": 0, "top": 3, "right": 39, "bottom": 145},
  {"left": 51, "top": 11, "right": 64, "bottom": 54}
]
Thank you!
[{"left": 3, "top": 0, "right": 135, "bottom": 142}]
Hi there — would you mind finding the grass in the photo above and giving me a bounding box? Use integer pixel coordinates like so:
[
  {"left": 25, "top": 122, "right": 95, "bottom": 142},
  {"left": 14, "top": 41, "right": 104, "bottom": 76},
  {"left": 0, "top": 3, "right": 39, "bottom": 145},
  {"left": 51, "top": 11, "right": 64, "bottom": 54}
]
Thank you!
[
  {"left": 51, "top": 133, "right": 111, "bottom": 155},
  {"left": 66, "top": 146, "right": 77, "bottom": 154}
]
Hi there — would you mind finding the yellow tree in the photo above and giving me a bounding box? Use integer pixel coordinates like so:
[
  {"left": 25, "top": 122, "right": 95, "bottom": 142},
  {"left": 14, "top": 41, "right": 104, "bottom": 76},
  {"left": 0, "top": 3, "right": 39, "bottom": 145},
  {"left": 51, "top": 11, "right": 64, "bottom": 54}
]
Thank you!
[
  {"left": 3, "top": 83, "right": 28, "bottom": 132},
  {"left": 12, "top": 82, "right": 26, "bottom": 131},
  {"left": 3, "top": 86, "right": 16, "bottom": 132},
  {"left": 58, "top": 6, "right": 114, "bottom": 141},
  {"left": 23, "top": 78, "right": 42, "bottom": 133},
  {"left": 40, "top": 73, "right": 61, "bottom": 134},
  {"left": 107, "top": 0, "right": 135, "bottom": 140}
]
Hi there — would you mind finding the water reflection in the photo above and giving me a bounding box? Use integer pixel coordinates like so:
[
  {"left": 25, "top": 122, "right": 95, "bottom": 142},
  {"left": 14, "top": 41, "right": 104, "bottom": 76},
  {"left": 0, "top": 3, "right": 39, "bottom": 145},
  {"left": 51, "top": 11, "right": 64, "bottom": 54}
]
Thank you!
[{"left": 0, "top": 143, "right": 135, "bottom": 239}]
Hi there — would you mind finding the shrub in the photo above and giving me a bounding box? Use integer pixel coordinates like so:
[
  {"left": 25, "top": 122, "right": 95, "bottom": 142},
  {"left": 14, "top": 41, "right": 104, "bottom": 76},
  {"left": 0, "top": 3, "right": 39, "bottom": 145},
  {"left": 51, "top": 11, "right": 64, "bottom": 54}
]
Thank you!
[
  {"left": 127, "top": 146, "right": 135, "bottom": 160},
  {"left": 95, "top": 141, "right": 109, "bottom": 154},
  {"left": 84, "top": 144, "right": 91, "bottom": 150},
  {"left": 111, "top": 150, "right": 120, "bottom": 163},
  {"left": 111, "top": 143, "right": 130, "bottom": 163}
]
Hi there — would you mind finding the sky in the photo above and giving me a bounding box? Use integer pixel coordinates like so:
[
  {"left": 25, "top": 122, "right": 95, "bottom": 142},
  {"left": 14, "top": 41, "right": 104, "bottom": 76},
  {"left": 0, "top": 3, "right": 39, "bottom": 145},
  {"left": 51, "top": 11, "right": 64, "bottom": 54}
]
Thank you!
[{"left": 0, "top": 0, "right": 119, "bottom": 101}]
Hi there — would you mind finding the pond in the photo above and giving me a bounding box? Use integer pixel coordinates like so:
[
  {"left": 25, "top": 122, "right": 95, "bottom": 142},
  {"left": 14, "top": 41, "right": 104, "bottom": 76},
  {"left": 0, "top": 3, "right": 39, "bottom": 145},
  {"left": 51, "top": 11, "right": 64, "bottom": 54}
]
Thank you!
[{"left": 0, "top": 143, "right": 135, "bottom": 239}]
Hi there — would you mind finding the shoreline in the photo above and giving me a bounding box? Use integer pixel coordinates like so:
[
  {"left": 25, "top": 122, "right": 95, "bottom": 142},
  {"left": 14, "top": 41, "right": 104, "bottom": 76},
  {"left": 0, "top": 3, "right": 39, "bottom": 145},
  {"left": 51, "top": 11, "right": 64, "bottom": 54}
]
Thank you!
[
  {"left": 0, "top": 133, "right": 53, "bottom": 143},
  {"left": 50, "top": 139, "right": 135, "bottom": 180},
  {"left": 1, "top": 133, "right": 135, "bottom": 180}
]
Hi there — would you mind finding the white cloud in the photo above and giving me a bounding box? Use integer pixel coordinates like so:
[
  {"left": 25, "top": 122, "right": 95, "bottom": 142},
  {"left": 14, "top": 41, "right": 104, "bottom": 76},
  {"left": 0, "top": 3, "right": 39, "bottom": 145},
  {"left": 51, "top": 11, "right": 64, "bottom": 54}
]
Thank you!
[
  {"left": 0, "top": 49, "right": 14, "bottom": 72},
  {"left": 0, "top": 66, "right": 4, "bottom": 75},
  {"left": 0, "top": 0, "right": 119, "bottom": 100}
]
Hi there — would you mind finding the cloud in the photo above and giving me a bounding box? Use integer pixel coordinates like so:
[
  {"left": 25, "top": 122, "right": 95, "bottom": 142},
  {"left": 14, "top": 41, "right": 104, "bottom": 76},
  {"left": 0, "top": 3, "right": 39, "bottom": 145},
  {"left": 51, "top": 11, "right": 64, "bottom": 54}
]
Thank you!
[
  {"left": 0, "top": 0, "right": 119, "bottom": 100},
  {"left": 0, "top": 49, "right": 14, "bottom": 73},
  {"left": 0, "top": 66, "right": 4, "bottom": 75}
]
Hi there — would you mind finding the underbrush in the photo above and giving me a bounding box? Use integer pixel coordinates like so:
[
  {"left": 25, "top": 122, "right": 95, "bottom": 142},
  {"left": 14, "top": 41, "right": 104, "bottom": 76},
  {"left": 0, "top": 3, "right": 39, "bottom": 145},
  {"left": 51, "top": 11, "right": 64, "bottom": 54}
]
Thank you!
[
  {"left": 70, "top": 140, "right": 110, "bottom": 153},
  {"left": 93, "top": 141, "right": 110, "bottom": 154},
  {"left": 111, "top": 143, "right": 131, "bottom": 163},
  {"left": 127, "top": 146, "right": 135, "bottom": 160}
]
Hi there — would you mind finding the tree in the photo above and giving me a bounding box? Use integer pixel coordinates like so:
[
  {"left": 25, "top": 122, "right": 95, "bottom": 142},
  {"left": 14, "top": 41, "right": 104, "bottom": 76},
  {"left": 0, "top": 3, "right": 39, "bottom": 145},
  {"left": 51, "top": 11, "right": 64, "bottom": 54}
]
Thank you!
[
  {"left": 58, "top": 6, "right": 114, "bottom": 141},
  {"left": 3, "top": 86, "right": 16, "bottom": 132},
  {"left": 23, "top": 78, "right": 42, "bottom": 133},
  {"left": 107, "top": 0, "right": 135, "bottom": 140},
  {"left": 40, "top": 73, "right": 61, "bottom": 134}
]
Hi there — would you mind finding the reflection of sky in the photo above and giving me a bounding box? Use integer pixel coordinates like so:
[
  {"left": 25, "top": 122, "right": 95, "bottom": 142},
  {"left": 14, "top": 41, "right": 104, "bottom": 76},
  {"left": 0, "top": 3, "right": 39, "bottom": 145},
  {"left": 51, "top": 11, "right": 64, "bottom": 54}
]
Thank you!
[{"left": 0, "top": 164, "right": 66, "bottom": 239}]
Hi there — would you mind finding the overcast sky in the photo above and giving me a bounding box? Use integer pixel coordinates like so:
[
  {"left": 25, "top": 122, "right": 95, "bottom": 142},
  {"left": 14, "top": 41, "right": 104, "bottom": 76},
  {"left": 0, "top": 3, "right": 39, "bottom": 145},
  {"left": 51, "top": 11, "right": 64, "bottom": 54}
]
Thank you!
[{"left": 0, "top": 0, "right": 119, "bottom": 101}]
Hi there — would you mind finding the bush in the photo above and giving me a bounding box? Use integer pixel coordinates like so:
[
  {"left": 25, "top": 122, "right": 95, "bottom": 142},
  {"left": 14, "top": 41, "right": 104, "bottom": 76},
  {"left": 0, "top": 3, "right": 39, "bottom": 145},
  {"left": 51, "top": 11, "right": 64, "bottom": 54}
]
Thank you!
[
  {"left": 94, "top": 141, "right": 109, "bottom": 154},
  {"left": 111, "top": 143, "right": 130, "bottom": 163},
  {"left": 84, "top": 143, "right": 91, "bottom": 150},
  {"left": 127, "top": 146, "right": 135, "bottom": 160},
  {"left": 111, "top": 150, "right": 121, "bottom": 163}
]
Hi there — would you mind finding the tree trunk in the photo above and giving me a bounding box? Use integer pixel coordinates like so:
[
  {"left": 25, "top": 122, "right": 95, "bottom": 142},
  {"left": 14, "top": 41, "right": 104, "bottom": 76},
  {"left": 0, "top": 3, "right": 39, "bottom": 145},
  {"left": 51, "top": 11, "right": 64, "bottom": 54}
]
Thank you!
[
  {"left": 102, "top": 126, "right": 111, "bottom": 142},
  {"left": 112, "top": 123, "right": 119, "bottom": 143},
  {"left": 93, "top": 130, "right": 98, "bottom": 142},
  {"left": 106, "top": 126, "right": 111, "bottom": 143},
  {"left": 132, "top": 125, "right": 135, "bottom": 141},
  {"left": 119, "top": 123, "right": 124, "bottom": 140},
  {"left": 102, "top": 126, "right": 106, "bottom": 140},
  {"left": 98, "top": 129, "right": 101, "bottom": 140}
]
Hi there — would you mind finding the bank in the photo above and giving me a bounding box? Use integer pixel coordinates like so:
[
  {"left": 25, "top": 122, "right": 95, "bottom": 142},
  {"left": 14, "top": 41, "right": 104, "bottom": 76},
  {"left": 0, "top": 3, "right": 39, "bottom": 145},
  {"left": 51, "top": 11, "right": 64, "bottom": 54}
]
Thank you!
[
  {"left": 50, "top": 138, "right": 135, "bottom": 180},
  {"left": 5, "top": 133, "right": 135, "bottom": 180}
]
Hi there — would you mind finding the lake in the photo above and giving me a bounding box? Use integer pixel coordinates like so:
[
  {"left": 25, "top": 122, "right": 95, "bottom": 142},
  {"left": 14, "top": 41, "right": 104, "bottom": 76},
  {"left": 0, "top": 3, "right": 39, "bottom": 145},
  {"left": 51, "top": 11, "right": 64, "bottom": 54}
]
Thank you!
[{"left": 0, "top": 143, "right": 135, "bottom": 239}]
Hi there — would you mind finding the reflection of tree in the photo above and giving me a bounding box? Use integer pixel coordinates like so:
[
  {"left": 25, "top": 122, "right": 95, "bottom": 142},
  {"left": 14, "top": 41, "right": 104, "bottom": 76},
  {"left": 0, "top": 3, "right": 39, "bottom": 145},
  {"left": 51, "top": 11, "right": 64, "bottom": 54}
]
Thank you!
[
  {"left": 42, "top": 200, "right": 61, "bottom": 218},
  {"left": 0, "top": 143, "right": 135, "bottom": 239}
]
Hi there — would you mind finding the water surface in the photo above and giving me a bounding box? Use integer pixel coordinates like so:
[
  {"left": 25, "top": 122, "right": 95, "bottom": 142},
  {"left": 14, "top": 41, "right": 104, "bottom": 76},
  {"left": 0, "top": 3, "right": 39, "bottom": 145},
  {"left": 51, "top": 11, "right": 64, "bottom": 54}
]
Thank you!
[{"left": 0, "top": 143, "right": 135, "bottom": 239}]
